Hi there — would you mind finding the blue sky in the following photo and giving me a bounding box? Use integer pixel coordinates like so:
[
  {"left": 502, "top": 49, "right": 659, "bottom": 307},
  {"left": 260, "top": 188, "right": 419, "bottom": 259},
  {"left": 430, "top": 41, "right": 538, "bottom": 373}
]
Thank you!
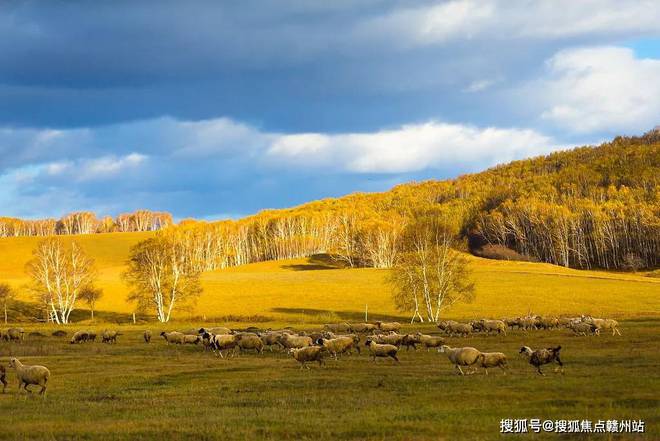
[{"left": 1, "top": 0, "right": 659, "bottom": 220}]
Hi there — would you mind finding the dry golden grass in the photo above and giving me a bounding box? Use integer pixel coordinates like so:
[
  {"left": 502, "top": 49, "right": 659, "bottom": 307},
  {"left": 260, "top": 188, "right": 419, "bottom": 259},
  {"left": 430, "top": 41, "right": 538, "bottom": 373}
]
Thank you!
[{"left": 0, "top": 233, "right": 658, "bottom": 322}]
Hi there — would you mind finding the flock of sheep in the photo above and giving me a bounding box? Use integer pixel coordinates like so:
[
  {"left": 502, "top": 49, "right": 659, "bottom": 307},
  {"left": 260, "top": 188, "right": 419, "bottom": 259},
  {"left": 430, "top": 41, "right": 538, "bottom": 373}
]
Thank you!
[{"left": 0, "top": 314, "right": 621, "bottom": 396}]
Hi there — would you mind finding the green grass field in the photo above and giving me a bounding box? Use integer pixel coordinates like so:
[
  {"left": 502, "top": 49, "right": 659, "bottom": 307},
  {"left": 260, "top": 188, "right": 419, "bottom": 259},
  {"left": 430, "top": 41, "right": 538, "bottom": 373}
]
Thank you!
[{"left": 0, "top": 321, "right": 657, "bottom": 440}]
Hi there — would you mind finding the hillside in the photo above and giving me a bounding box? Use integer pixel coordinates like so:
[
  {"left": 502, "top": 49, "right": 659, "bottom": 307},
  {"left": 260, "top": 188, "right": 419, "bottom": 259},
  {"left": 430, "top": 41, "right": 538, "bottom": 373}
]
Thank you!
[{"left": 1, "top": 233, "right": 658, "bottom": 322}]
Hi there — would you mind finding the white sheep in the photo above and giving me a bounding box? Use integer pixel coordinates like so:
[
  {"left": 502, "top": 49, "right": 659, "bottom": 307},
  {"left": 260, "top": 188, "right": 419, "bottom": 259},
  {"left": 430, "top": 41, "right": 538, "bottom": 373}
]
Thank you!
[
  {"left": 281, "top": 333, "right": 313, "bottom": 349},
  {"left": 183, "top": 334, "right": 201, "bottom": 345},
  {"left": 289, "top": 346, "right": 326, "bottom": 369},
  {"left": 365, "top": 339, "right": 399, "bottom": 363},
  {"left": 316, "top": 335, "right": 360, "bottom": 359},
  {"left": 439, "top": 345, "right": 482, "bottom": 375},
  {"left": 160, "top": 331, "right": 185, "bottom": 345},
  {"left": 101, "top": 330, "right": 121, "bottom": 344},
  {"left": 236, "top": 334, "right": 264, "bottom": 354},
  {"left": 416, "top": 333, "right": 445, "bottom": 351},
  {"left": 477, "top": 352, "right": 508, "bottom": 375},
  {"left": 376, "top": 321, "right": 401, "bottom": 332},
  {"left": 9, "top": 357, "right": 50, "bottom": 396}
]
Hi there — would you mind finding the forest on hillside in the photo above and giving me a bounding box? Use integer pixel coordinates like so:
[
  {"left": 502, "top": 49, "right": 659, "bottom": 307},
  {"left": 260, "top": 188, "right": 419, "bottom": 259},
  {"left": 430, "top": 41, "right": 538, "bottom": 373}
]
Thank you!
[{"left": 2, "top": 132, "right": 659, "bottom": 271}]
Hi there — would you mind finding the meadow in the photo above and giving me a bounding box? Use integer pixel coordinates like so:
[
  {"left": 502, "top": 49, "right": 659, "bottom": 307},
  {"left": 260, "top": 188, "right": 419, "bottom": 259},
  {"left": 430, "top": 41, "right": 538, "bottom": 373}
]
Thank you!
[
  {"left": 0, "top": 321, "right": 658, "bottom": 440},
  {"left": 1, "top": 233, "right": 658, "bottom": 323}
]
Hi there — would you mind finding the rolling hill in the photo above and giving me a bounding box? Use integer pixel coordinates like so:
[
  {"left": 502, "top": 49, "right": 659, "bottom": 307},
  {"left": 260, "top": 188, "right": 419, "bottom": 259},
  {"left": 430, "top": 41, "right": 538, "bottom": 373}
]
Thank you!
[{"left": 1, "top": 232, "right": 657, "bottom": 322}]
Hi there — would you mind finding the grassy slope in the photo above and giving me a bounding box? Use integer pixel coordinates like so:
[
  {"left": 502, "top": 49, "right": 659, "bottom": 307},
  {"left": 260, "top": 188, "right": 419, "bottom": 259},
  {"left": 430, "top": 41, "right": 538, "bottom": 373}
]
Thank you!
[
  {"left": 0, "top": 233, "right": 658, "bottom": 322},
  {"left": 0, "top": 321, "right": 657, "bottom": 440}
]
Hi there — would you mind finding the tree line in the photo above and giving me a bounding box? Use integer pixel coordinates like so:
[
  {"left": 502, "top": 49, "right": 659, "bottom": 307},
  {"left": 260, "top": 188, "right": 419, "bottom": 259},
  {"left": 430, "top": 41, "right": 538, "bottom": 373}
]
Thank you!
[{"left": 0, "top": 210, "right": 172, "bottom": 237}]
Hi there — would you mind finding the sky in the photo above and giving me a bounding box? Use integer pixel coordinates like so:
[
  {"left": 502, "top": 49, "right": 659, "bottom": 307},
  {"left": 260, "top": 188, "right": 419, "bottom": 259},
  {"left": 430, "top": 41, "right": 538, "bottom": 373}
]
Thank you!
[{"left": 1, "top": 0, "right": 659, "bottom": 220}]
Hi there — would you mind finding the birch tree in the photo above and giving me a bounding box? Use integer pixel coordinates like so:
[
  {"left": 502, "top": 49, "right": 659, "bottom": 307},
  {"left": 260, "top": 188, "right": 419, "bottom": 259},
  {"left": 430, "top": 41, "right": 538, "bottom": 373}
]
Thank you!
[
  {"left": 124, "top": 234, "right": 202, "bottom": 322},
  {"left": 26, "top": 238, "right": 96, "bottom": 324},
  {"left": 391, "top": 215, "right": 474, "bottom": 323},
  {"left": 0, "top": 283, "right": 14, "bottom": 324}
]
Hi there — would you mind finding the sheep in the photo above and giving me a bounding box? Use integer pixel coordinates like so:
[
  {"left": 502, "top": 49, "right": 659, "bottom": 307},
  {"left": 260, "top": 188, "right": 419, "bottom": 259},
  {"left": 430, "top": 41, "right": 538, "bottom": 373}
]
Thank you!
[
  {"left": 416, "top": 333, "right": 445, "bottom": 351},
  {"left": 4, "top": 327, "right": 24, "bottom": 342},
  {"left": 350, "top": 323, "right": 378, "bottom": 333},
  {"left": 439, "top": 345, "right": 482, "bottom": 375},
  {"left": 537, "top": 317, "right": 559, "bottom": 330},
  {"left": 143, "top": 330, "right": 152, "bottom": 343},
  {"left": 259, "top": 331, "right": 285, "bottom": 351},
  {"left": 519, "top": 346, "right": 563, "bottom": 375},
  {"left": 582, "top": 317, "right": 621, "bottom": 336},
  {"left": 236, "top": 334, "right": 264, "bottom": 354},
  {"left": 289, "top": 346, "right": 326, "bottom": 369},
  {"left": 0, "top": 365, "right": 6, "bottom": 393},
  {"left": 375, "top": 321, "right": 401, "bottom": 333},
  {"left": 437, "top": 320, "right": 458, "bottom": 333},
  {"left": 51, "top": 330, "right": 67, "bottom": 338},
  {"left": 204, "top": 332, "right": 238, "bottom": 358},
  {"left": 101, "top": 330, "right": 121, "bottom": 344},
  {"left": 477, "top": 352, "right": 508, "bottom": 375},
  {"left": 315, "top": 335, "right": 360, "bottom": 359},
  {"left": 504, "top": 318, "right": 521, "bottom": 329},
  {"left": 401, "top": 334, "right": 421, "bottom": 351},
  {"left": 70, "top": 330, "right": 89, "bottom": 344},
  {"left": 183, "top": 334, "right": 201, "bottom": 345},
  {"left": 371, "top": 333, "right": 404, "bottom": 347},
  {"left": 281, "top": 333, "right": 313, "bottom": 349},
  {"left": 568, "top": 322, "right": 599, "bottom": 336},
  {"left": 364, "top": 339, "right": 399, "bottom": 363},
  {"left": 323, "top": 323, "right": 351, "bottom": 333},
  {"left": 86, "top": 330, "right": 97, "bottom": 342},
  {"left": 447, "top": 322, "right": 473, "bottom": 338},
  {"left": 9, "top": 358, "right": 50, "bottom": 396},
  {"left": 160, "top": 331, "right": 185, "bottom": 345},
  {"left": 479, "top": 320, "right": 507, "bottom": 335},
  {"left": 198, "top": 327, "right": 232, "bottom": 335},
  {"left": 519, "top": 317, "right": 537, "bottom": 331}
]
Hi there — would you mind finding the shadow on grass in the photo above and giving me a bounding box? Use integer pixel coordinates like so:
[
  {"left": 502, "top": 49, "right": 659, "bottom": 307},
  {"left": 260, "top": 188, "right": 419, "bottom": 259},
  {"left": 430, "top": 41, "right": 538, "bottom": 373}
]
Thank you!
[
  {"left": 281, "top": 254, "right": 347, "bottom": 271},
  {"left": 270, "top": 307, "right": 406, "bottom": 322}
]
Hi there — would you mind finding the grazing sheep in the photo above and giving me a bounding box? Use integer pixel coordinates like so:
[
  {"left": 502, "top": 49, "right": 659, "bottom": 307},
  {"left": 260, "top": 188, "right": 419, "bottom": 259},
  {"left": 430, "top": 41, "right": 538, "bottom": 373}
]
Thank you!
[
  {"left": 160, "top": 331, "right": 185, "bottom": 345},
  {"left": 447, "top": 322, "right": 473, "bottom": 338},
  {"left": 236, "top": 334, "right": 264, "bottom": 354},
  {"left": 70, "top": 330, "right": 89, "bottom": 344},
  {"left": 281, "top": 333, "right": 313, "bottom": 349},
  {"left": 183, "top": 334, "right": 201, "bottom": 345},
  {"left": 51, "top": 330, "right": 67, "bottom": 338},
  {"left": 9, "top": 357, "right": 50, "bottom": 395},
  {"left": 364, "top": 339, "right": 399, "bottom": 363},
  {"left": 315, "top": 335, "right": 360, "bottom": 359},
  {"left": 0, "top": 365, "right": 6, "bottom": 393},
  {"left": 568, "top": 322, "right": 599, "bottom": 336},
  {"left": 520, "top": 346, "right": 563, "bottom": 375},
  {"left": 289, "top": 346, "right": 326, "bottom": 370},
  {"left": 101, "top": 330, "right": 121, "bottom": 344},
  {"left": 323, "top": 323, "right": 351, "bottom": 333},
  {"left": 86, "top": 331, "right": 97, "bottom": 342},
  {"left": 375, "top": 321, "right": 401, "bottom": 333},
  {"left": 143, "top": 330, "right": 152, "bottom": 343},
  {"left": 478, "top": 352, "right": 508, "bottom": 375},
  {"left": 416, "top": 333, "right": 445, "bottom": 351},
  {"left": 439, "top": 345, "right": 482, "bottom": 375},
  {"left": 350, "top": 323, "right": 378, "bottom": 333}
]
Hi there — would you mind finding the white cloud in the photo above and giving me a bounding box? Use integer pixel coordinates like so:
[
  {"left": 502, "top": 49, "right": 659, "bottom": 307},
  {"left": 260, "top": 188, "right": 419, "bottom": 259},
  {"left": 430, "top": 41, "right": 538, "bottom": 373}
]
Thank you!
[
  {"left": 45, "top": 153, "right": 147, "bottom": 181},
  {"left": 358, "top": 0, "right": 660, "bottom": 48},
  {"left": 536, "top": 46, "right": 660, "bottom": 133},
  {"left": 268, "top": 122, "right": 555, "bottom": 173}
]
